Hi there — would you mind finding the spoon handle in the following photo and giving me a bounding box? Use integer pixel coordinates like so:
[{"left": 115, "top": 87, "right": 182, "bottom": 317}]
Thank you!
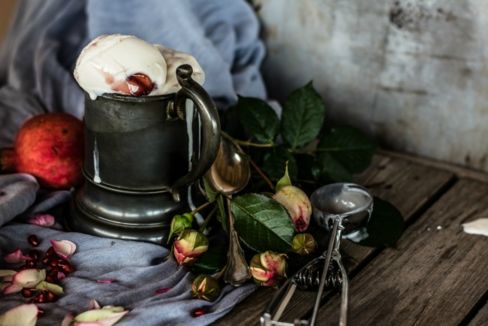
[{"left": 223, "top": 197, "right": 251, "bottom": 286}]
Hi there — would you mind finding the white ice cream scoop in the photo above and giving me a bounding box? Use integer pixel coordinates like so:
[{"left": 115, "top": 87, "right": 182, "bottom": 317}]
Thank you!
[{"left": 74, "top": 34, "right": 205, "bottom": 99}]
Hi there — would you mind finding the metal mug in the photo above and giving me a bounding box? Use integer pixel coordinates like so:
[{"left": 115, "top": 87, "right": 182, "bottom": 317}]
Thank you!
[{"left": 68, "top": 65, "right": 221, "bottom": 244}]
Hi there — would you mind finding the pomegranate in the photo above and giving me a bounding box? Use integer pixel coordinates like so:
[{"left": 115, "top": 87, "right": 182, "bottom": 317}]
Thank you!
[{"left": 0, "top": 113, "right": 84, "bottom": 189}]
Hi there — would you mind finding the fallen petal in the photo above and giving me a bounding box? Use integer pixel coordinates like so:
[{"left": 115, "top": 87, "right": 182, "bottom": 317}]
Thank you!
[
  {"left": 0, "top": 304, "right": 38, "bottom": 326},
  {"left": 75, "top": 307, "right": 128, "bottom": 326},
  {"left": 3, "top": 283, "right": 23, "bottom": 294},
  {"left": 36, "top": 281, "right": 64, "bottom": 295},
  {"left": 96, "top": 279, "right": 116, "bottom": 284},
  {"left": 51, "top": 240, "right": 77, "bottom": 259},
  {"left": 28, "top": 214, "right": 56, "bottom": 227},
  {"left": 4, "top": 249, "right": 30, "bottom": 264},
  {"left": 0, "top": 270, "right": 16, "bottom": 278},
  {"left": 61, "top": 313, "right": 74, "bottom": 326},
  {"left": 462, "top": 218, "right": 488, "bottom": 237},
  {"left": 13, "top": 269, "right": 46, "bottom": 288}
]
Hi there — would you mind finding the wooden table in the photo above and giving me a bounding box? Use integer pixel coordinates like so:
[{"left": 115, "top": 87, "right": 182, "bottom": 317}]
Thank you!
[{"left": 216, "top": 151, "right": 488, "bottom": 326}]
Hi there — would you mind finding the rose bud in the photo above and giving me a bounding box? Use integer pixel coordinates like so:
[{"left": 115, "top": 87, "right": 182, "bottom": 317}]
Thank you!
[
  {"left": 173, "top": 229, "right": 208, "bottom": 265},
  {"left": 249, "top": 251, "right": 287, "bottom": 287},
  {"left": 273, "top": 185, "right": 312, "bottom": 232},
  {"left": 292, "top": 233, "right": 317, "bottom": 255},
  {"left": 191, "top": 275, "right": 221, "bottom": 302},
  {"left": 167, "top": 213, "right": 193, "bottom": 243}
]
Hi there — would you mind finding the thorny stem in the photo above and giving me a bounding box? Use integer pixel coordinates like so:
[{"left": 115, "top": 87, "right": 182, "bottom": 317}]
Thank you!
[
  {"left": 199, "top": 205, "right": 217, "bottom": 233},
  {"left": 222, "top": 131, "right": 275, "bottom": 148},
  {"left": 249, "top": 159, "right": 275, "bottom": 191},
  {"left": 191, "top": 201, "right": 212, "bottom": 215}
]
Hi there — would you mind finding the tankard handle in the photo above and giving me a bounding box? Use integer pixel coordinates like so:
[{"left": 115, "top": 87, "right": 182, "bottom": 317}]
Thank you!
[{"left": 171, "top": 64, "right": 221, "bottom": 202}]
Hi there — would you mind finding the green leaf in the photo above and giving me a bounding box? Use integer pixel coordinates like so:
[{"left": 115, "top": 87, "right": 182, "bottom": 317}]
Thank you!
[
  {"left": 191, "top": 245, "right": 227, "bottom": 274},
  {"left": 314, "top": 152, "right": 353, "bottom": 182},
  {"left": 237, "top": 97, "right": 280, "bottom": 143},
  {"left": 232, "top": 193, "right": 295, "bottom": 252},
  {"left": 202, "top": 177, "right": 218, "bottom": 203},
  {"left": 221, "top": 105, "right": 246, "bottom": 140},
  {"left": 358, "top": 197, "right": 404, "bottom": 247},
  {"left": 262, "top": 147, "right": 298, "bottom": 181},
  {"left": 215, "top": 194, "right": 228, "bottom": 234},
  {"left": 317, "top": 126, "right": 376, "bottom": 174},
  {"left": 276, "top": 161, "right": 292, "bottom": 192},
  {"left": 282, "top": 82, "right": 326, "bottom": 149}
]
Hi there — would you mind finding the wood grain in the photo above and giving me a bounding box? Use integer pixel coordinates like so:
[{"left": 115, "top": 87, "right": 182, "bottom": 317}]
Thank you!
[
  {"left": 215, "top": 154, "right": 454, "bottom": 325},
  {"left": 316, "top": 179, "right": 488, "bottom": 325}
]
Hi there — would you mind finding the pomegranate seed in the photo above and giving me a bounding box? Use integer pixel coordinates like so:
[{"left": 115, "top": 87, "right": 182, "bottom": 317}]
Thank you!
[
  {"left": 155, "top": 287, "right": 171, "bottom": 295},
  {"left": 45, "top": 247, "right": 56, "bottom": 258},
  {"left": 32, "top": 292, "right": 47, "bottom": 303},
  {"left": 41, "top": 257, "right": 51, "bottom": 266},
  {"left": 27, "top": 235, "right": 41, "bottom": 247},
  {"left": 46, "top": 291, "right": 57, "bottom": 302},
  {"left": 21, "top": 288, "right": 35, "bottom": 298},
  {"left": 46, "top": 275, "right": 55, "bottom": 283},
  {"left": 28, "top": 250, "right": 41, "bottom": 261},
  {"left": 58, "top": 260, "right": 74, "bottom": 273},
  {"left": 192, "top": 307, "right": 208, "bottom": 318},
  {"left": 57, "top": 271, "right": 66, "bottom": 281},
  {"left": 37, "top": 308, "right": 45, "bottom": 317},
  {"left": 126, "top": 73, "right": 154, "bottom": 96}
]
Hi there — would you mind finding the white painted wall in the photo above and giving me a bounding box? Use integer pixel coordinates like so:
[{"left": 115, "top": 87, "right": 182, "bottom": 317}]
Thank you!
[{"left": 254, "top": 0, "right": 488, "bottom": 171}]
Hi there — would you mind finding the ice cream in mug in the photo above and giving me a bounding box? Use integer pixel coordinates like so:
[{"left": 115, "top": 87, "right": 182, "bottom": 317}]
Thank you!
[{"left": 74, "top": 34, "right": 205, "bottom": 99}]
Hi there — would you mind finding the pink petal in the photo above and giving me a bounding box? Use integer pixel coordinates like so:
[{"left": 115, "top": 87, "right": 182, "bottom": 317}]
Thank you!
[
  {"left": 13, "top": 269, "right": 46, "bottom": 288},
  {"left": 96, "top": 279, "right": 117, "bottom": 284},
  {"left": 2, "top": 283, "right": 23, "bottom": 294},
  {"left": 51, "top": 240, "right": 77, "bottom": 259},
  {"left": 28, "top": 214, "right": 56, "bottom": 227},
  {"left": 4, "top": 249, "right": 30, "bottom": 264},
  {"left": 0, "top": 270, "right": 16, "bottom": 278},
  {"left": 0, "top": 304, "right": 38, "bottom": 326}
]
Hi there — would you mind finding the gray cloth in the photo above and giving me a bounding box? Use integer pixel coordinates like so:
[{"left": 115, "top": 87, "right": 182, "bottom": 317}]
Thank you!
[{"left": 0, "top": 0, "right": 265, "bottom": 324}]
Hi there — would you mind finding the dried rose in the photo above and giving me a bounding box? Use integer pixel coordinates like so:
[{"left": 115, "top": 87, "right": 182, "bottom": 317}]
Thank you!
[
  {"left": 292, "top": 233, "right": 317, "bottom": 255},
  {"left": 191, "top": 275, "right": 221, "bottom": 302},
  {"left": 173, "top": 229, "right": 208, "bottom": 265},
  {"left": 249, "top": 251, "right": 287, "bottom": 286},
  {"left": 273, "top": 185, "right": 312, "bottom": 232},
  {"left": 0, "top": 304, "right": 38, "bottom": 326},
  {"left": 167, "top": 213, "right": 193, "bottom": 243}
]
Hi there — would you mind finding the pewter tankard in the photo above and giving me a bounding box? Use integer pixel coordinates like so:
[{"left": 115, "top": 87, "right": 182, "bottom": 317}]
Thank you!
[{"left": 68, "top": 65, "right": 220, "bottom": 244}]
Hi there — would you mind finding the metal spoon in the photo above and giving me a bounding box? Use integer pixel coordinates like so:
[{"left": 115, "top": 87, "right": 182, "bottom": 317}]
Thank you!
[{"left": 207, "top": 137, "right": 251, "bottom": 286}]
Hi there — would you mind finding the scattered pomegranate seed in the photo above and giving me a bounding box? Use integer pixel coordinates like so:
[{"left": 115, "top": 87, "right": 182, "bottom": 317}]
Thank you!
[
  {"left": 28, "top": 250, "right": 41, "bottom": 261},
  {"left": 21, "top": 288, "right": 35, "bottom": 298},
  {"left": 46, "top": 291, "right": 57, "bottom": 302},
  {"left": 32, "top": 291, "right": 47, "bottom": 303},
  {"left": 155, "top": 287, "right": 171, "bottom": 295},
  {"left": 27, "top": 235, "right": 41, "bottom": 247},
  {"left": 58, "top": 260, "right": 74, "bottom": 273},
  {"left": 46, "top": 275, "right": 55, "bottom": 283},
  {"left": 57, "top": 271, "right": 66, "bottom": 280},
  {"left": 37, "top": 308, "right": 45, "bottom": 317},
  {"left": 41, "top": 257, "right": 51, "bottom": 265},
  {"left": 192, "top": 307, "right": 208, "bottom": 318},
  {"left": 45, "top": 247, "right": 56, "bottom": 258},
  {"left": 126, "top": 73, "right": 154, "bottom": 96}
]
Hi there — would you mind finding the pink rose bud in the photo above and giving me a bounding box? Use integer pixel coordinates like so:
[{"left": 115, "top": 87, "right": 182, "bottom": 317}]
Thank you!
[
  {"left": 292, "top": 233, "right": 317, "bottom": 255},
  {"left": 249, "top": 251, "right": 287, "bottom": 287},
  {"left": 173, "top": 229, "right": 208, "bottom": 266},
  {"left": 273, "top": 185, "right": 312, "bottom": 232},
  {"left": 191, "top": 275, "right": 221, "bottom": 302}
]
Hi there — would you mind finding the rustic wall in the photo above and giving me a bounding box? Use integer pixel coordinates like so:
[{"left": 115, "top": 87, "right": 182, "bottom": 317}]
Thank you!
[
  {"left": 254, "top": 0, "right": 488, "bottom": 171},
  {"left": 0, "top": 0, "right": 17, "bottom": 43}
]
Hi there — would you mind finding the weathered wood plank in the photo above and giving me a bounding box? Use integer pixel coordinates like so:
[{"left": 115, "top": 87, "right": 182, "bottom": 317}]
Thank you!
[
  {"left": 316, "top": 179, "right": 488, "bottom": 325},
  {"left": 469, "top": 302, "right": 488, "bottom": 326},
  {"left": 215, "top": 154, "right": 454, "bottom": 325}
]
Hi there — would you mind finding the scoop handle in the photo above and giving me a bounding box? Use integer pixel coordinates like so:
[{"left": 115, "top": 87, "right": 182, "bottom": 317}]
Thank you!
[{"left": 171, "top": 64, "right": 221, "bottom": 201}]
